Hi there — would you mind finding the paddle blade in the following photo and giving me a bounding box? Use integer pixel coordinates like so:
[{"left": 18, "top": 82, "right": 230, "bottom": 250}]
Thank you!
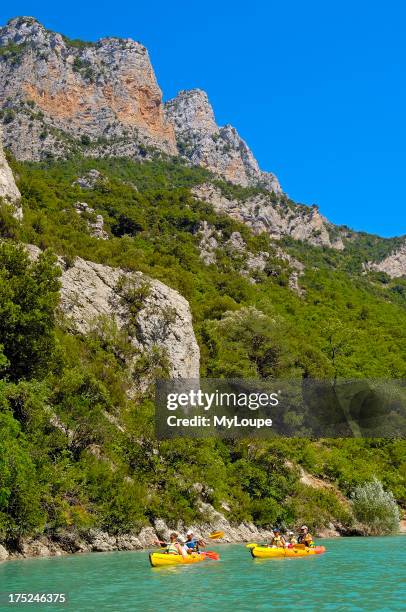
[
  {"left": 205, "top": 551, "right": 220, "bottom": 560},
  {"left": 245, "top": 543, "right": 257, "bottom": 548},
  {"left": 209, "top": 531, "right": 224, "bottom": 539}
]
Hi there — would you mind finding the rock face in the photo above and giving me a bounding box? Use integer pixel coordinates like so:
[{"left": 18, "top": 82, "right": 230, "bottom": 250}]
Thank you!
[
  {"left": 165, "top": 89, "right": 281, "bottom": 191},
  {"left": 72, "top": 169, "right": 106, "bottom": 190},
  {"left": 27, "top": 246, "right": 200, "bottom": 379},
  {"left": 0, "top": 131, "right": 22, "bottom": 218},
  {"left": 0, "top": 17, "right": 176, "bottom": 160},
  {"left": 198, "top": 223, "right": 304, "bottom": 292},
  {"left": 0, "top": 544, "right": 9, "bottom": 561},
  {"left": 192, "top": 183, "right": 344, "bottom": 250},
  {"left": 367, "top": 241, "right": 406, "bottom": 278},
  {"left": 61, "top": 258, "right": 200, "bottom": 379},
  {"left": 74, "top": 202, "right": 109, "bottom": 240},
  {"left": 0, "top": 18, "right": 279, "bottom": 192}
]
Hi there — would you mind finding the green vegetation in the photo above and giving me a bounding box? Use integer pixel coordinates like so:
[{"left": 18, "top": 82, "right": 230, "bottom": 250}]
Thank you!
[
  {"left": 351, "top": 478, "right": 400, "bottom": 535},
  {"left": 0, "top": 42, "right": 27, "bottom": 60},
  {"left": 61, "top": 35, "right": 95, "bottom": 49},
  {"left": 0, "top": 154, "right": 404, "bottom": 544}
]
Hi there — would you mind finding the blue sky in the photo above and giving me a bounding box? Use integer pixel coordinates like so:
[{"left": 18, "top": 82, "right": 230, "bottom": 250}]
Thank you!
[{"left": 1, "top": 1, "right": 405, "bottom": 237}]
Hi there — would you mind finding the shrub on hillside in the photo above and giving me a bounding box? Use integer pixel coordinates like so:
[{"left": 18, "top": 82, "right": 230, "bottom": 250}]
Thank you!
[{"left": 351, "top": 477, "right": 400, "bottom": 535}]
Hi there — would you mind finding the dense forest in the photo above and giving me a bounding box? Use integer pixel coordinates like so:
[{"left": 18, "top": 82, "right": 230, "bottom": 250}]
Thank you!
[{"left": 0, "top": 153, "right": 405, "bottom": 546}]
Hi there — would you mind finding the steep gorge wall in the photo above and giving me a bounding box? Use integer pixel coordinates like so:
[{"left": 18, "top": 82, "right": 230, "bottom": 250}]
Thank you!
[
  {"left": 0, "top": 17, "right": 176, "bottom": 160},
  {"left": 0, "top": 18, "right": 280, "bottom": 194}
]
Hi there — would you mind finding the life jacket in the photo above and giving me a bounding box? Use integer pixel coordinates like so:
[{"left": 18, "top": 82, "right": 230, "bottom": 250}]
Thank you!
[
  {"left": 298, "top": 533, "right": 313, "bottom": 547},
  {"left": 273, "top": 535, "right": 284, "bottom": 548},
  {"left": 185, "top": 538, "right": 199, "bottom": 552},
  {"left": 167, "top": 542, "right": 180, "bottom": 554}
]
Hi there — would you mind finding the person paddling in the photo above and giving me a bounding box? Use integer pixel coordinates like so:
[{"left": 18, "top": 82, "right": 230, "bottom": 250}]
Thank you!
[
  {"left": 166, "top": 532, "right": 187, "bottom": 557},
  {"left": 297, "top": 525, "right": 314, "bottom": 547},
  {"left": 271, "top": 528, "right": 286, "bottom": 548},
  {"left": 184, "top": 530, "right": 205, "bottom": 554}
]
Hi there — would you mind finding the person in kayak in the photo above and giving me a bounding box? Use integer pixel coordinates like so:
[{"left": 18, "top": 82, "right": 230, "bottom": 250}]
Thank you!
[
  {"left": 166, "top": 532, "right": 187, "bottom": 557},
  {"left": 297, "top": 525, "right": 314, "bottom": 547},
  {"left": 286, "top": 531, "right": 298, "bottom": 547},
  {"left": 271, "top": 528, "right": 286, "bottom": 548},
  {"left": 184, "top": 530, "right": 205, "bottom": 554}
]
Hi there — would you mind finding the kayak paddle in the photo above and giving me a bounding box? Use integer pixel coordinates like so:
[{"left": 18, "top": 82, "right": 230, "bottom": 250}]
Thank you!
[
  {"left": 208, "top": 531, "right": 224, "bottom": 539},
  {"left": 245, "top": 543, "right": 257, "bottom": 548},
  {"left": 204, "top": 551, "right": 220, "bottom": 560}
]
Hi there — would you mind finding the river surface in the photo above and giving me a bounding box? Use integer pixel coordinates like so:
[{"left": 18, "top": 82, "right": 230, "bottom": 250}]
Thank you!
[{"left": 0, "top": 536, "right": 405, "bottom": 611}]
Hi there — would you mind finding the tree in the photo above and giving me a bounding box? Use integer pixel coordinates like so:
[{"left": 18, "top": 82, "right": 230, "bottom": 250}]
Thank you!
[
  {"left": 0, "top": 243, "right": 61, "bottom": 381},
  {"left": 351, "top": 477, "right": 400, "bottom": 535},
  {"left": 0, "top": 409, "right": 45, "bottom": 539},
  {"left": 204, "top": 307, "right": 299, "bottom": 378}
]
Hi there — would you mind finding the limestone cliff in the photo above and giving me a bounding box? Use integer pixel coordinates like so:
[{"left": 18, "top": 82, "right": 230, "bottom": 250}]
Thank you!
[
  {"left": 0, "top": 130, "right": 22, "bottom": 218},
  {"left": 0, "top": 17, "right": 176, "bottom": 160},
  {"left": 2, "top": 17, "right": 397, "bottom": 256},
  {"left": 192, "top": 183, "right": 344, "bottom": 250},
  {"left": 0, "top": 18, "right": 281, "bottom": 192},
  {"left": 165, "top": 89, "right": 281, "bottom": 192},
  {"left": 26, "top": 246, "right": 200, "bottom": 379},
  {"left": 367, "top": 241, "right": 406, "bottom": 278}
]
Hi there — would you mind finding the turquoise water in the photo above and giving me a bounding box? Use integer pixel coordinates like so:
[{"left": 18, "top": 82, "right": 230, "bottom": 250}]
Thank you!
[{"left": 0, "top": 537, "right": 405, "bottom": 611}]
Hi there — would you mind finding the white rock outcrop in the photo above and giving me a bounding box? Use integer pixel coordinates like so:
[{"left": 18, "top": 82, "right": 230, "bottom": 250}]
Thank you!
[
  {"left": 367, "top": 241, "right": 406, "bottom": 278},
  {"left": 0, "top": 544, "right": 9, "bottom": 561},
  {"left": 0, "top": 132, "right": 22, "bottom": 219},
  {"left": 72, "top": 169, "right": 106, "bottom": 190},
  {"left": 74, "top": 202, "right": 109, "bottom": 240},
  {"left": 192, "top": 183, "right": 344, "bottom": 250},
  {"left": 27, "top": 246, "right": 200, "bottom": 379}
]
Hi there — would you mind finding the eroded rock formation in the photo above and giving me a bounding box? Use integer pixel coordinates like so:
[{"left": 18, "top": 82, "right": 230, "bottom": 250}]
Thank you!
[
  {"left": 26, "top": 245, "right": 200, "bottom": 379},
  {"left": 192, "top": 182, "right": 344, "bottom": 250},
  {"left": 367, "top": 241, "right": 406, "bottom": 278},
  {"left": 165, "top": 89, "right": 281, "bottom": 191},
  {"left": 0, "top": 17, "right": 176, "bottom": 160}
]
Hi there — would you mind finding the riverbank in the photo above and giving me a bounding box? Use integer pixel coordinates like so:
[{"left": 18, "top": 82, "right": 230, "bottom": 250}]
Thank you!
[{"left": 0, "top": 501, "right": 378, "bottom": 563}]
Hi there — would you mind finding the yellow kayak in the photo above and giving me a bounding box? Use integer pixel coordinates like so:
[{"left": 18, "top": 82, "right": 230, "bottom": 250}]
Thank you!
[
  {"left": 149, "top": 552, "right": 206, "bottom": 567},
  {"left": 250, "top": 545, "right": 326, "bottom": 559}
]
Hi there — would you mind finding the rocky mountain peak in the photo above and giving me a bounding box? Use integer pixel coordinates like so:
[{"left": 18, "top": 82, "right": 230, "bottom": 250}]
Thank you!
[
  {"left": 165, "top": 89, "right": 218, "bottom": 135},
  {"left": 0, "top": 17, "right": 281, "bottom": 194},
  {"left": 1, "top": 16, "right": 47, "bottom": 42},
  {"left": 0, "top": 18, "right": 176, "bottom": 160},
  {"left": 0, "top": 16, "right": 68, "bottom": 54},
  {"left": 165, "top": 89, "right": 281, "bottom": 192}
]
